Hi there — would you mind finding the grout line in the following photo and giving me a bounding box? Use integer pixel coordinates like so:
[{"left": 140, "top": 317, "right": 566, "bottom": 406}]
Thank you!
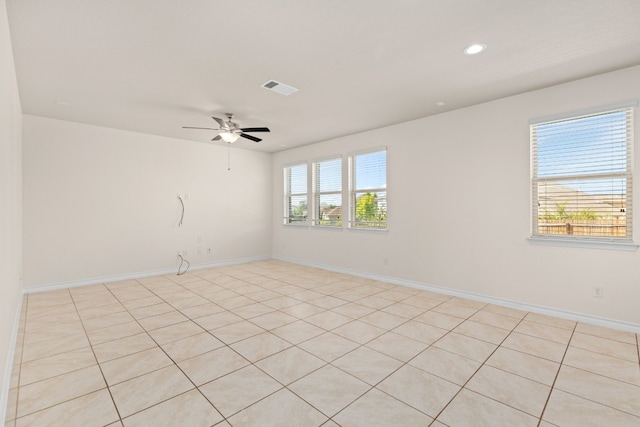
[
  {"left": 116, "top": 276, "right": 231, "bottom": 423},
  {"left": 8, "top": 295, "right": 27, "bottom": 424},
  {"left": 189, "top": 269, "right": 341, "bottom": 423},
  {"left": 637, "top": 333, "right": 640, "bottom": 372},
  {"left": 123, "top": 266, "right": 350, "bottom": 423},
  {"left": 536, "top": 322, "right": 577, "bottom": 427},
  {"left": 325, "top": 300, "right": 462, "bottom": 421},
  {"left": 426, "top": 313, "right": 531, "bottom": 424},
  {"left": 68, "top": 286, "right": 124, "bottom": 425},
  {"left": 14, "top": 290, "right": 111, "bottom": 421},
  {"left": 550, "top": 362, "right": 640, "bottom": 411}
]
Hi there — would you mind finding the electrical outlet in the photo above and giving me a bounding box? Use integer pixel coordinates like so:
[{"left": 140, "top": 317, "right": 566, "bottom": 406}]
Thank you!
[
  {"left": 593, "top": 286, "right": 604, "bottom": 298},
  {"left": 383, "top": 257, "right": 389, "bottom": 266}
]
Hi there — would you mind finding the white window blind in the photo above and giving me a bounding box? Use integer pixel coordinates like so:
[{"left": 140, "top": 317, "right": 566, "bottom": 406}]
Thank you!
[
  {"left": 284, "top": 163, "right": 308, "bottom": 225},
  {"left": 350, "top": 149, "right": 387, "bottom": 229},
  {"left": 313, "top": 157, "right": 342, "bottom": 226},
  {"left": 531, "top": 106, "right": 634, "bottom": 240}
]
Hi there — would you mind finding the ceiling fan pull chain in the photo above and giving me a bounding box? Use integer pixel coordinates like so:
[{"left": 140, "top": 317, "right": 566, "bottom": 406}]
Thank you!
[{"left": 228, "top": 142, "right": 231, "bottom": 171}]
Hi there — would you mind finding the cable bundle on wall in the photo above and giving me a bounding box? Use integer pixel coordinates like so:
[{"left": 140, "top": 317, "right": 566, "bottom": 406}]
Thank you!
[{"left": 177, "top": 254, "right": 190, "bottom": 275}]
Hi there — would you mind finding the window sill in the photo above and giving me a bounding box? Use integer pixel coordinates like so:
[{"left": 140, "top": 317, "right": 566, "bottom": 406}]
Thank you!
[
  {"left": 282, "top": 223, "right": 308, "bottom": 227},
  {"left": 312, "top": 225, "right": 344, "bottom": 231},
  {"left": 527, "top": 236, "right": 638, "bottom": 251},
  {"left": 348, "top": 227, "right": 389, "bottom": 233}
]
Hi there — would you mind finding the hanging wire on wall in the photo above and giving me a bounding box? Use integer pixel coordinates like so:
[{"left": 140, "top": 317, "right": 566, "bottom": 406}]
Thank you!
[
  {"left": 177, "top": 195, "right": 185, "bottom": 227},
  {"left": 176, "top": 194, "right": 189, "bottom": 275}
]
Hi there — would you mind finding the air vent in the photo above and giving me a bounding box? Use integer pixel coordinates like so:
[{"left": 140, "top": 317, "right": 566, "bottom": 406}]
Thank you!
[{"left": 261, "top": 79, "right": 298, "bottom": 96}]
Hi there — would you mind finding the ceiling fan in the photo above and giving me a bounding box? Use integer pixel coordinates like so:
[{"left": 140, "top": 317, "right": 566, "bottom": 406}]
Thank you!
[{"left": 183, "top": 113, "right": 270, "bottom": 143}]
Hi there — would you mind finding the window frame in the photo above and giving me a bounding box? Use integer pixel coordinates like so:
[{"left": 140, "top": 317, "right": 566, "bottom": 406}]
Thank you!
[
  {"left": 283, "top": 162, "right": 309, "bottom": 226},
  {"left": 348, "top": 148, "right": 388, "bottom": 230},
  {"left": 529, "top": 101, "right": 637, "bottom": 249},
  {"left": 312, "top": 156, "right": 343, "bottom": 227}
]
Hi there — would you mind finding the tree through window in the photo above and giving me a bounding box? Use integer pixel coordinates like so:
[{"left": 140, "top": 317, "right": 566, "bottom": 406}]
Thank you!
[{"left": 350, "top": 149, "right": 387, "bottom": 229}]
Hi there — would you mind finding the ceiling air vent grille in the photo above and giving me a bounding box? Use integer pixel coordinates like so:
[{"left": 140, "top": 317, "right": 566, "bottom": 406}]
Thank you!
[{"left": 261, "top": 80, "right": 298, "bottom": 96}]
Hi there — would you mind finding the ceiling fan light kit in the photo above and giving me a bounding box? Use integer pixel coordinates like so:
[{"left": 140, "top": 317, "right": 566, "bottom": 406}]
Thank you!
[{"left": 219, "top": 131, "right": 240, "bottom": 143}]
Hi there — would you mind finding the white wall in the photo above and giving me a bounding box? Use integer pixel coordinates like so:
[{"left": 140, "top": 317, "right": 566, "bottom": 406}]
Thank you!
[
  {"left": 0, "top": 0, "right": 22, "bottom": 421},
  {"left": 23, "top": 116, "right": 272, "bottom": 287},
  {"left": 272, "top": 66, "right": 640, "bottom": 327}
]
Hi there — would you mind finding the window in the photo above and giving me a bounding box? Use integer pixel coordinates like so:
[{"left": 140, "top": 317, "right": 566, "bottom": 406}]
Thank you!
[
  {"left": 313, "top": 157, "right": 342, "bottom": 226},
  {"left": 284, "top": 163, "right": 308, "bottom": 224},
  {"left": 349, "top": 149, "right": 387, "bottom": 229},
  {"left": 531, "top": 105, "right": 634, "bottom": 241}
]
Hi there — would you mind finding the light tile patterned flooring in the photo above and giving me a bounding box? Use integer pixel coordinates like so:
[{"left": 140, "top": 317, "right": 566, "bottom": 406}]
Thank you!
[{"left": 5, "top": 260, "right": 640, "bottom": 426}]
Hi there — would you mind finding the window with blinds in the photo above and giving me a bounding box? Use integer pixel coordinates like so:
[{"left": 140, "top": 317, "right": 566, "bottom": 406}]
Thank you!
[
  {"left": 313, "top": 157, "right": 342, "bottom": 226},
  {"left": 284, "top": 163, "right": 308, "bottom": 225},
  {"left": 531, "top": 105, "right": 634, "bottom": 240},
  {"left": 349, "top": 149, "right": 387, "bottom": 229}
]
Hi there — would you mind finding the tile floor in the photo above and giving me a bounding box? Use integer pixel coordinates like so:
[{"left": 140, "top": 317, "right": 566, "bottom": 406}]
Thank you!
[{"left": 4, "top": 260, "right": 640, "bottom": 426}]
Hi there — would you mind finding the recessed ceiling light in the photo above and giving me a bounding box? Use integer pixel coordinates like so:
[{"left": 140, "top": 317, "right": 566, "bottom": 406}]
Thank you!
[
  {"left": 54, "top": 100, "right": 70, "bottom": 106},
  {"left": 436, "top": 101, "right": 446, "bottom": 107},
  {"left": 463, "top": 44, "right": 487, "bottom": 55}
]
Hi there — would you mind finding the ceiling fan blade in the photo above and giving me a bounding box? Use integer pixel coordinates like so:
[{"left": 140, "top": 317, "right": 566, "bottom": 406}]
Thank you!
[
  {"left": 240, "top": 127, "right": 270, "bottom": 133},
  {"left": 183, "top": 126, "right": 219, "bottom": 130},
  {"left": 211, "top": 135, "right": 222, "bottom": 141},
  {"left": 240, "top": 133, "right": 262, "bottom": 142},
  {"left": 212, "top": 116, "right": 225, "bottom": 127}
]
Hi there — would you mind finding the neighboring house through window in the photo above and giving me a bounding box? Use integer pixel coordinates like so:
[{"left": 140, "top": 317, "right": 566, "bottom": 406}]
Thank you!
[
  {"left": 530, "top": 104, "right": 635, "bottom": 241},
  {"left": 313, "top": 157, "right": 342, "bottom": 226}
]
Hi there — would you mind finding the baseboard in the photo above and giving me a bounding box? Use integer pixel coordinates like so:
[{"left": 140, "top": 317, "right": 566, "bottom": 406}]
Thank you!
[
  {"left": 274, "top": 256, "right": 640, "bottom": 334},
  {"left": 1, "top": 292, "right": 23, "bottom": 425},
  {"left": 24, "top": 255, "right": 271, "bottom": 294}
]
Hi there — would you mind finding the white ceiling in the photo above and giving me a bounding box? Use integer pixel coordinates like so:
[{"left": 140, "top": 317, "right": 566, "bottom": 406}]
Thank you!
[{"left": 7, "top": 0, "right": 640, "bottom": 152}]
